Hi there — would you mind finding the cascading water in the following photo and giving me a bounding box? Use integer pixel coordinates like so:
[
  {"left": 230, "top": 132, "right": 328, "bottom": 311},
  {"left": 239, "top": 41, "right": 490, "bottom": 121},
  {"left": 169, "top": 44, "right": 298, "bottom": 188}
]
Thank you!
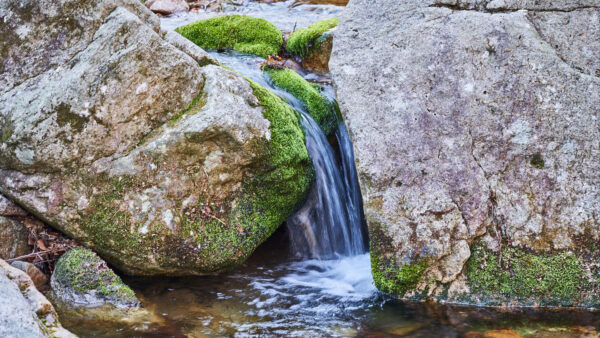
[
  {"left": 287, "top": 118, "right": 367, "bottom": 258},
  {"left": 207, "top": 51, "right": 368, "bottom": 260}
]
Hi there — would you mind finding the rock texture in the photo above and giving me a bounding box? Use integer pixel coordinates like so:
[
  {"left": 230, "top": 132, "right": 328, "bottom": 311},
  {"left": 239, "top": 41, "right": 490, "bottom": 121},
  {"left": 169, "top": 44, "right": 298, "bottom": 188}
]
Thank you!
[
  {"left": 51, "top": 248, "right": 140, "bottom": 308},
  {"left": 146, "top": 0, "right": 189, "bottom": 15},
  {"left": 0, "top": 259, "right": 75, "bottom": 337},
  {"left": 0, "top": 0, "right": 312, "bottom": 275},
  {"left": 331, "top": 0, "right": 600, "bottom": 306},
  {"left": 0, "top": 194, "right": 29, "bottom": 259}
]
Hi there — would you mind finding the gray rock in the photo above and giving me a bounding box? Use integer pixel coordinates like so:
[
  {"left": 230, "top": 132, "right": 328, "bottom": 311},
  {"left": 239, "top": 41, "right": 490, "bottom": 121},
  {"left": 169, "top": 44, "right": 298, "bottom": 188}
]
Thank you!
[
  {"left": 0, "top": 0, "right": 312, "bottom": 275},
  {"left": 0, "top": 259, "right": 75, "bottom": 338},
  {"left": 330, "top": 0, "right": 599, "bottom": 306},
  {"left": 11, "top": 261, "right": 49, "bottom": 291},
  {"left": 146, "top": 0, "right": 190, "bottom": 14},
  {"left": 0, "top": 216, "right": 29, "bottom": 260}
]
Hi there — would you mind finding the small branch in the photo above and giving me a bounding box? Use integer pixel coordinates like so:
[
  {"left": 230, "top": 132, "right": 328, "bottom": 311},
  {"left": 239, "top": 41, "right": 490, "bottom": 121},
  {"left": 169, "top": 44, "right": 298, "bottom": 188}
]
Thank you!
[{"left": 6, "top": 248, "right": 68, "bottom": 263}]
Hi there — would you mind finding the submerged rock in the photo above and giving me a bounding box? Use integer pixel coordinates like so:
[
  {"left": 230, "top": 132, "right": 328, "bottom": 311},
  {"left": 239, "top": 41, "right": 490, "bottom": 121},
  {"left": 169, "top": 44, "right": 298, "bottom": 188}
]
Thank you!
[
  {"left": 330, "top": 0, "right": 600, "bottom": 306},
  {"left": 0, "top": 0, "right": 312, "bottom": 275},
  {"left": 50, "top": 248, "right": 139, "bottom": 308},
  {"left": 0, "top": 259, "right": 75, "bottom": 337}
]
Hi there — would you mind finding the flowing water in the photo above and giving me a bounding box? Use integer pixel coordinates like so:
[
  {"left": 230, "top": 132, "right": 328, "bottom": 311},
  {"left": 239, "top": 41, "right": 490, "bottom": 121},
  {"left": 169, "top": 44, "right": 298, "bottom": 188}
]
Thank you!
[{"left": 59, "top": 1, "right": 600, "bottom": 337}]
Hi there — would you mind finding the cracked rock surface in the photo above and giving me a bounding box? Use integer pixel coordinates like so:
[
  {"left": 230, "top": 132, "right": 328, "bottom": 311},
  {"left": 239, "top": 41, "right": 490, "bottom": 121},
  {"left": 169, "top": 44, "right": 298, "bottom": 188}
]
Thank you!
[{"left": 330, "top": 0, "right": 599, "bottom": 305}]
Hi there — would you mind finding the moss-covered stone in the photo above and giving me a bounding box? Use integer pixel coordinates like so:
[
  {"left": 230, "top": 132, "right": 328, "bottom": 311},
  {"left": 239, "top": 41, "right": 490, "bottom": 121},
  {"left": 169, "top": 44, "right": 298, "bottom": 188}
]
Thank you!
[
  {"left": 175, "top": 15, "right": 283, "bottom": 58},
  {"left": 371, "top": 248, "right": 429, "bottom": 298},
  {"left": 51, "top": 248, "right": 139, "bottom": 308},
  {"left": 286, "top": 18, "right": 338, "bottom": 57},
  {"left": 266, "top": 68, "right": 339, "bottom": 135},
  {"left": 465, "top": 242, "right": 586, "bottom": 307},
  {"left": 177, "top": 79, "right": 314, "bottom": 271}
]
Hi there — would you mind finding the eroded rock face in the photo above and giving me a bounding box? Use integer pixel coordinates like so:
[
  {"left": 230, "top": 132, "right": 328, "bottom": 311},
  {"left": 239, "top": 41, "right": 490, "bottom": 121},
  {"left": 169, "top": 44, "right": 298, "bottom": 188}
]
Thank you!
[
  {"left": 0, "top": 194, "right": 29, "bottom": 259},
  {"left": 0, "top": 259, "right": 75, "bottom": 337},
  {"left": 0, "top": 0, "right": 312, "bottom": 275},
  {"left": 331, "top": 0, "right": 600, "bottom": 306}
]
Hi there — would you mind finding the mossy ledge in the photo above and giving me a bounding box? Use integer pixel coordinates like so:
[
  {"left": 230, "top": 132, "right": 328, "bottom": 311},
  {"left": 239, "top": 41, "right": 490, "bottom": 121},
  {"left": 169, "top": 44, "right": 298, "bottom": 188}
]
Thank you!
[
  {"left": 266, "top": 68, "right": 340, "bottom": 135},
  {"left": 175, "top": 15, "right": 283, "bottom": 58},
  {"left": 286, "top": 17, "right": 338, "bottom": 57},
  {"left": 371, "top": 248, "right": 429, "bottom": 298},
  {"left": 52, "top": 247, "right": 139, "bottom": 308},
  {"left": 464, "top": 241, "right": 598, "bottom": 307}
]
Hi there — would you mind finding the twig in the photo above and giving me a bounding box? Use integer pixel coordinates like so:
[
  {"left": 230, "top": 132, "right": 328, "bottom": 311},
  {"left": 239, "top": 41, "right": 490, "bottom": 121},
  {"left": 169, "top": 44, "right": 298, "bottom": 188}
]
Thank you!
[{"left": 6, "top": 248, "right": 67, "bottom": 263}]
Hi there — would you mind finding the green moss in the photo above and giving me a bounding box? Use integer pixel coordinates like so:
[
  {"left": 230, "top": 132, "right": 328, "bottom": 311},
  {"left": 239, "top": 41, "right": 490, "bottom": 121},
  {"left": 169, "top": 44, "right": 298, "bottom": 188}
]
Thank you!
[
  {"left": 371, "top": 249, "right": 429, "bottom": 297},
  {"left": 266, "top": 68, "right": 339, "bottom": 135},
  {"left": 0, "top": 123, "right": 13, "bottom": 143},
  {"left": 53, "top": 248, "right": 138, "bottom": 304},
  {"left": 466, "top": 242, "right": 584, "bottom": 306},
  {"left": 286, "top": 18, "right": 338, "bottom": 57},
  {"left": 530, "top": 153, "right": 545, "bottom": 169},
  {"left": 177, "top": 79, "right": 314, "bottom": 271},
  {"left": 175, "top": 15, "right": 283, "bottom": 58}
]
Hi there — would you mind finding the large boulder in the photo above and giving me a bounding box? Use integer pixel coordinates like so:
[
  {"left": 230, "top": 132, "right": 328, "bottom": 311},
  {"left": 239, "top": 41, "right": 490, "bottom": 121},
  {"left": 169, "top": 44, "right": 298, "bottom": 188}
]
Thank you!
[
  {"left": 0, "top": 259, "right": 75, "bottom": 337},
  {"left": 0, "top": 0, "right": 312, "bottom": 275},
  {"left": 330, "top": 0, "right": 600, "bottom": 306}
]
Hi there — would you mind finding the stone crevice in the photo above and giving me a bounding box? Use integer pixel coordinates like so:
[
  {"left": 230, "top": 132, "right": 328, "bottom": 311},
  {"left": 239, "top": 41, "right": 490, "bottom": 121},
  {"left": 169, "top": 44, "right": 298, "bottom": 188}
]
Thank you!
[{"left": 429, "top": 3, "right": 599, "bottom": 14}]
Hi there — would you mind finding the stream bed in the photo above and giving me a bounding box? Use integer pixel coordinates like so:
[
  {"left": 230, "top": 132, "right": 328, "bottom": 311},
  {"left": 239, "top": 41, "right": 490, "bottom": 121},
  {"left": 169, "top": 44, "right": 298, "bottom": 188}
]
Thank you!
[{"left": 58, "top": 1, "right": 600, "bottom": 336}]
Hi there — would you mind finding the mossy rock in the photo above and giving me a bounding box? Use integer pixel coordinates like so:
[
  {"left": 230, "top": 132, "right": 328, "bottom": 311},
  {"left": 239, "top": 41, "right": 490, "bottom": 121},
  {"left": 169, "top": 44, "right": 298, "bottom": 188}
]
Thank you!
[
  {"left": 50, "top": 248, "right": 140, "bottom": 309},
  {"left": 266, "top": 68, "right": 340, "bottom": 135},
  {"left": 72, "top": 66, "right": 314, "bottom": 276},
  {"left": 175, "top": 15, "right": 283, "bottom": 58},
  {"left": 371, "top": 248, "right": 429, "bottom": 298},
  {"left": 464, "top": 242, "right": 588, "bottom": 307},
  {"left": 286, "top": 18, "right": 338, "bottom": 58}
]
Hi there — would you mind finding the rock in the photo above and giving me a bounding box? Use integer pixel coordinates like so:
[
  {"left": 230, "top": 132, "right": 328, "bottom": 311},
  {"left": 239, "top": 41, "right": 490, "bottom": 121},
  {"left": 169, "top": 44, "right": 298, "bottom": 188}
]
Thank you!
[
  {"left": 0, "top": 216, "right": 29, "bottom": 260},
  {"left": 286, "top": 18, "right": 338, "bottom": 74},
  {"left": 50, "top": 247, "right": 140, "bottom": 309},
  {"left": 0, "top": 193, "right": 27, "bottom": 216},
  {"left": 11, "top": 261, "right": 49, "bottom": 292},
  {"left": 301, "top": 32, "right": 333, "bottom": 75},
  {"left": 163, "top": 30, "right": 219, "bottom": 66},
  {"left": 0, "top": 259, "right": 75, "bottom": 337},
  {"left": 330, "top": 0, "right": 600, "bottom": 306},
  {"left": 146, "top": 0, "right": 189, "bottom": 15},
  {"left": 0, "top": 0, "right": 312, "bottom": 276}
]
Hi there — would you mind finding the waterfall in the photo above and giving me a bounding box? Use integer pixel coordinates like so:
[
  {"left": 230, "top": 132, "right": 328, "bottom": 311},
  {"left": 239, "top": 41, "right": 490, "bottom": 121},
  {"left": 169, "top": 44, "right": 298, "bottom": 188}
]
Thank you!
[
  {"left": 286, "top": 118, "right": 366, "bottom": 259},
  {"left": 205, "top": 51, "right": 367, "bottom": 260}
]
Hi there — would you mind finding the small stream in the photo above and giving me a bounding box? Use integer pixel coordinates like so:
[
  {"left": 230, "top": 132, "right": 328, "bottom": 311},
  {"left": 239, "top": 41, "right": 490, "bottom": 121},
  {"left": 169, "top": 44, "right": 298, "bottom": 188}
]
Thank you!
[{"left": 59, "top": 1, "right": 600, "bottom": 337}]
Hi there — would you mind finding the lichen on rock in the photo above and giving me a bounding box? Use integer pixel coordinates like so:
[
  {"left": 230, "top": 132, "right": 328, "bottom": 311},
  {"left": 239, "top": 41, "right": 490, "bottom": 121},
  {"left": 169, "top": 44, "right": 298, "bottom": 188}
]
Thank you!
[
  {"left": 175, "top": 15, "right": 283, "bottom": 58},
  {"left": 266, "top": 68, "right": 340, "bottom": 135},
  {"left": 50, "top": 248, "right": 140, "bottom": 309}
]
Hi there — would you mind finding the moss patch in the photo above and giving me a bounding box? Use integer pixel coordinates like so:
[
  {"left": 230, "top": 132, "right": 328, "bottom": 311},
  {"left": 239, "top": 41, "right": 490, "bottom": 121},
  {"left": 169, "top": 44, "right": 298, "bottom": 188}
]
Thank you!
[
  {"left": 175, "top": 15, "right": 283, "bottom": 58},
  {"left": 466, "top": 242, "right": 585, "bottom": 306},
  {"left": 176, "top": 79, "right": 314, "bottom": 271},
  {"left": 371, "top": 249, "right": 429, "bottom": 297},
  {"left": 286, "top": 18, "right": 338, "bottom": 57},
  {"left": 266, "top": 68, "right": 339, "bottom": 135},
  {"left": 53, "top": 248, "right": 138, "bottom": 306},
  {"left": 530, "top": 153, "right": 545, "bottom": 169}
]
